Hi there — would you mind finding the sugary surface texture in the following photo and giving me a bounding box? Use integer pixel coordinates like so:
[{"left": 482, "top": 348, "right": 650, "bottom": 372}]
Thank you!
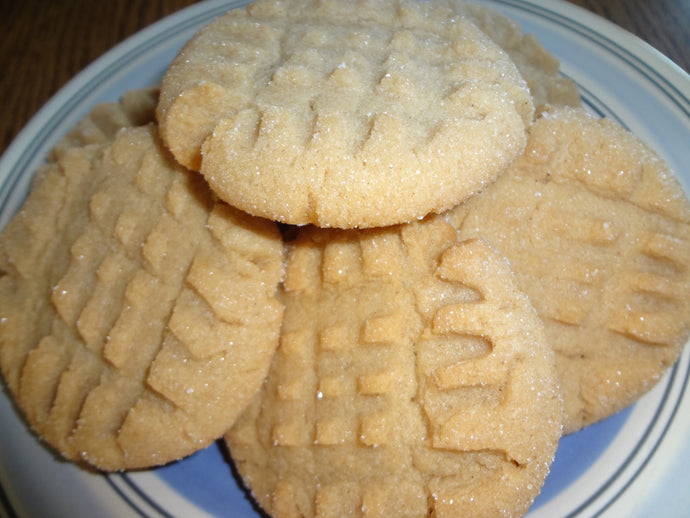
[
  {"left": 157, "top": 0, "right": 534, "bottom": 228},
  {"left": 50, "top": 88, "right": 160, "bottom": 160},
  {"left": 455, "top": 1, "right": 581, "bottom": 109},
  {"left": 446, "top": 106, "right": 690, "bottom": 433},
  {"left": 226, "top": 215, "right": 562, "bottom": 517},
  {"left": 0, "top": 124, "right": 285, "bottom": 470}
]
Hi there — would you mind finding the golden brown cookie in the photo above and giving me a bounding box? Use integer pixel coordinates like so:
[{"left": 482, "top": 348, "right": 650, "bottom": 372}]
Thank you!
[
  {"left": 454, "top": 1, "right": 581, "bottom": 109},
  {"left": 0, "top": 124, "right": 284, "bottom": 470},
  {"left": 50, "top": 88, "right": 160, "bottom": 161},
  {"left": 157, "top": 0, "right": 534, "bottom": 229},
  {"left": 446, "top": 106, "right": 690, "bottom": 433},
  {"left": 226, "top": 215, "right": 562, "bottom": 517}
]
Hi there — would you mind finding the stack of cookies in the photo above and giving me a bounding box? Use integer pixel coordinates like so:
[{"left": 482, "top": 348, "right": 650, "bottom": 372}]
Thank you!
[{"left": 1, "top": 0, "right": 688, "bottom": 516}]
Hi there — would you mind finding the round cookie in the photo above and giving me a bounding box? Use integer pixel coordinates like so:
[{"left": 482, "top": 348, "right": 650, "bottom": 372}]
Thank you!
[
  {"left": 50, "top": 88, "right": 160, "bottom": 161},
  {"left": 157, "top": 0, "right": 535, "bottom": 229},
  {"left": 454, "top": 1, "right": 581, "bottom": 109},
  {"left": 0, "top": 123, "right": 285, "bottom": 470},
  {"left": 445, "top": 106, "right": 690, "bottom": 433},
  {"left": 226, "top": 215, "right": 562, "bottom": 517}
]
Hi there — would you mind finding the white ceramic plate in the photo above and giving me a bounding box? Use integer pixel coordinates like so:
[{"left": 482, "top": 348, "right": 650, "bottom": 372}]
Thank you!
[{"left": 1, "top": 1, "right": 689, "bottom": 516}]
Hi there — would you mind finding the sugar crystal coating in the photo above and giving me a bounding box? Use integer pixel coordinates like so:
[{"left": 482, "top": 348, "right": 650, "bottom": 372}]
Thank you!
[
  {"left": 158, "top": 0, "right": 534, "bottom": 228},
  {"left": 454, "top": 1, "right": 581, "bottom": 109},
  {"left": 446, "top": 106, "right": 690, "bottom": 433},
  {"left": 0, "top": 122, "right": 285, "bottom": 470},
  {"left": 226, "top": 215, "right": 562, "bottom": 517}
]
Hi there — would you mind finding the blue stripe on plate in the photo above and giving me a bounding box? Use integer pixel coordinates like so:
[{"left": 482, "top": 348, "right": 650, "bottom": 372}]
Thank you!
[
  {"left": 570, "top": 359, "right": 687, "bottom": 517},
  {"left": 493, "top": 0, "right": 690, "bottom": 116},
  {"left": 0, "top": 2, "right": 231, "bottom": 215},
  {"left": 107, "top": 473, "right": 175, "bottom": 518},
  {"left": 576, "top": 78, "right": 626, "bottom": 124},
  {"left": 0, "top": 0, "right": 688, "bottom": 517},
  {"left": 588, "top": 357, "right": 690, "bottom": 517},
  {"left": 0, "top": 478, "right": 19, "bottom": 518},
  {"left": 104, "top": 475, "right": 153, "bottom": 518}
]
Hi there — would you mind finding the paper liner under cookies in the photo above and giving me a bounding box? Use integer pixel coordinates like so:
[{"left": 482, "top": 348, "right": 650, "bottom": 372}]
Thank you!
[
  {"left": 226, "top": 215, "right": 562, "bottom": 518},
  {"left": 446, "top": 106, "right": 690, "bottom": 434},
  {"left": 0, "top": 123, "right": 285, "bottom": 470}
]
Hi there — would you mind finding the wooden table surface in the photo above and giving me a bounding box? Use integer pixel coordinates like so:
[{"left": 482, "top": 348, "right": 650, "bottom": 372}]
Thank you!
[{"left": 1, "top": 0, "right": 688, "bottom": 158}]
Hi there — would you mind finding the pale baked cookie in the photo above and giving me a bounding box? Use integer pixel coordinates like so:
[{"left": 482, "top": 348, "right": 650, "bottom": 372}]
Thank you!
[
  {"left": 50, "top": 88, "right": 159, "bottom": 160},
  {"left": 157, "top": 0, "right": 534, "bottom": 229},
  {"left": 454, "top": 2, "right": 581, "bottom": 109},
  {"left": 446, "top": 106, "right": 690, "bottom": 433},
  {"left": 226, "top": 215, "right": 562, "bottom": 517},
  {"left": 0, "top": 124, "right": 284, "bottom": 470}
]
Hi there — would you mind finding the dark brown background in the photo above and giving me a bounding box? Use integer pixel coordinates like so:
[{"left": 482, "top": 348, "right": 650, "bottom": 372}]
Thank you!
[{"left": 1, "top": 0, "right": 688, "bottom": 157}]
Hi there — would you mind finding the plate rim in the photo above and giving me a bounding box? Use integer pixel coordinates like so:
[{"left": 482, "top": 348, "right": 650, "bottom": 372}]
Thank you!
[{"left": 1, "top": 1, "right": 689, "bottom": 517}]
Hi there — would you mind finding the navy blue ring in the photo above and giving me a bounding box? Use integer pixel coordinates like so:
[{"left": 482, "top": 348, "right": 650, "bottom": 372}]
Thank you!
[{"left": 0, "top": 1, "right": 688, "bottom": 516}]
